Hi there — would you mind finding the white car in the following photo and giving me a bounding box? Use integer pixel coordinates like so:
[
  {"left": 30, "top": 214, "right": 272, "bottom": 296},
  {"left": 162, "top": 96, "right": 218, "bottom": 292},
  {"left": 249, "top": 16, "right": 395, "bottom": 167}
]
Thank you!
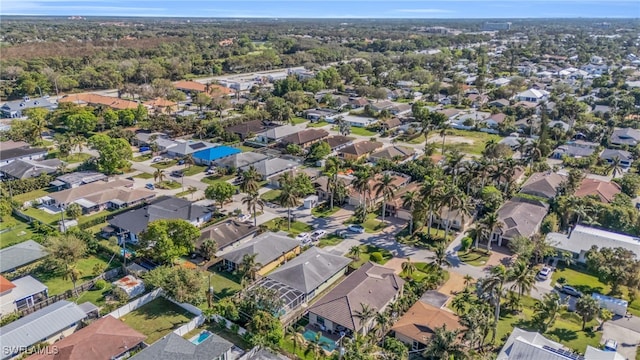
[
  {"left": 152, "top": 157, "right": 164, "bottom": 163},
  {"left": 347, "top": 224, "right": 365, "bottom": 234},
  {"left": 237, "top": 214, "right": 251, "bottom": 223},
  {"left": 537, "top": 267, "right": 552, "bottom": 280},
  {"left": 296, "top": 233, "right": 311, "bottom": 242},
  {"left": 311, "top": 230, "right": 327, "bottom": 241}
]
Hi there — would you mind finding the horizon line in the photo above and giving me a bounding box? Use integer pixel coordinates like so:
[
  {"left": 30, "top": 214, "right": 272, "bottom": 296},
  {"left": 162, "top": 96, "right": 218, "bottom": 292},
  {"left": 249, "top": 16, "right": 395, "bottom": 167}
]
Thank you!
[{"left": 1, "top": 14, "right": 638, "bottom": 19}]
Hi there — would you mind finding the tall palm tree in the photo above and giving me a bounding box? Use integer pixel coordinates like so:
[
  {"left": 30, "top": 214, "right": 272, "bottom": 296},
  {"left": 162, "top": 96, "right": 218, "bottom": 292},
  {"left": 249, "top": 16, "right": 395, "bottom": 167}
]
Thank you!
[
  {"left": 422, "top": 326, "right": 466, "bottom": 360},
  {"left": 534, "top": 292, "right": 566, "bottom": 332},
  {"left": 324, "top": 157, "right": 342, "bottom": 209},
  {"left": 375, "top": 311, "right": 391, "bottom": 337},
  {"left": 239, "top": 253, "right": 262, "bottom": 281},
  {"left": 239, "top": 166, "right": 261, "bottom": 194},
  {"left": 153, "top": 169, "right": 165, "bottom": 183},
  {"left": 607, "top": 156, "right": 623, "bottom": 178},
  {"left": 287, "top": 326, "right": 306, "bottom": 356},
  {"left": 374, "top": 173, "right": 398, "bottom": 225},
  {"left": 348, "top": 245, "right": 361, "bottom": 260},
  {"left": 508, "top": 260, "right": 537, "bottom": 298},
  {"left": 242, "top": 192, "right": 264, "bottom": 227},
  {"left": 439, "top": 122, "right": 451, "bottom": 154},
  {"left": 183, "top": 154, "right": 194, "bottom": 169},
  {"left": 480, "top": 212, "right": 503, "bottom": 252},
  {"left": 401, "top": 190, "right": 419, "bottom": 234},
  {"left": 353, "top": 170, "right": 372, "bottom": 210},
  {"left": 278, "top": 174, "right": 301, "bottom": 231},
  {"left": 463, "top": 274, "right": 475, "bottom": 289},
  {"left": 430, "top": 244, "right": 451, "bottom": 269},
  {"left": 401, "top": 257, "right": 417, "bottom": 277},
  {"left": 63, "top": 265, "right": 83, "bottom": 297},
  {"left": 354, "top": 303, "right": 377, "bottom": 335},
  {"left": 480, "top": 265, "right": 509, "bottom": 344},
  {"left": 418, "top": 178, "right": 444, "bottom": 236}
]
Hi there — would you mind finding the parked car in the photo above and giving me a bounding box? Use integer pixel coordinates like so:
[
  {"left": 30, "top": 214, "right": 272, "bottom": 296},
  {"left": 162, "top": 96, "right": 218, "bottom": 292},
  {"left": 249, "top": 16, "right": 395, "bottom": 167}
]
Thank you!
[
  {"left": 152, "top": 157, "right": 164, "bottom": 163},
  {"left": 536, "top": 267, "right": 552, "bottom": 280},
  {"left": 145, "top": 183, "right": 155, "bottom": 190},
  {"left": 237, "top": 214, "right": 251, "bottom": 223},
  {"left": 604, "top": 339, "right": 618, "bottom": 351},
  {"left": 335, "top": 230, "right": 351, "bottom": 239},
  {"left": 177, "top": 159, "right": 185, "bottom": 165},
  {"left": 347, "top": 224, "right": 365, "bottom": 233},
  {"left": 311, "top": 230, "right": 327, "bottom": 241},
  {"left": 296, "top": 233, "right": 311, "bottom": 242},
  {"left": 171, "top": 170, "right": 184, "bottom": 177},
  {"left": 139, "top": 146, "right": 150, "bottom": 152},
  {"left": 560, "top": 285, "right": 583, "bottom": 298}
]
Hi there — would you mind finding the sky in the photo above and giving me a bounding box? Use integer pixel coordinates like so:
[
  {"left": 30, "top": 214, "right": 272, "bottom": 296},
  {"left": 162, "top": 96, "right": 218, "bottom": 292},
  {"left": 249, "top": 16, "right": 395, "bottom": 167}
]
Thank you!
[{"left": 1, "top": 0, "right": 639, "bottom": 18}]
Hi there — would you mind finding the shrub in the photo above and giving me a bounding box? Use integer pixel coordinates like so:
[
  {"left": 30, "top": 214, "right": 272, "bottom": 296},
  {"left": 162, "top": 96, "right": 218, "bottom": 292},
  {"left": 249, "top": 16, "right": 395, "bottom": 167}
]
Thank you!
[
  {"left": 370, "top": 252, "right": 383, "bottom": 263},
  {"left": 460, "top": 237, "right": 473, "bottom": 252},
  {"left": 0, "top": 312, "right": 20, "bottom": 326},
  {"left": 94, "top": 279, "right": 107, "bottom": 290},
  {"left": 557, "top": 277, "right": 566, "bottom": 284}
]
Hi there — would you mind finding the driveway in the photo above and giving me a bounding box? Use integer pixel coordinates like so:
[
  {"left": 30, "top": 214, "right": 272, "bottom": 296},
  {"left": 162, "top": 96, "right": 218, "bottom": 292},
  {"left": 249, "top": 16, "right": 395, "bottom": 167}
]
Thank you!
[{"left": 602, "top": 319, "right": 640, "bottom": 360}]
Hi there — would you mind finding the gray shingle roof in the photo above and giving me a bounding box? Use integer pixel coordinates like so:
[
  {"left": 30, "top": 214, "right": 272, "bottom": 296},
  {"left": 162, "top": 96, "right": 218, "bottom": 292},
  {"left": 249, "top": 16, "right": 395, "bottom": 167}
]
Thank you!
[
  {"left": 519, "top": 172, "right": 566, "bottom": 199},
  {"left": 221, "top": 232, "right": 299, "bottom": 266},
  {"left": 1, "top": 97, "right": 56, "bottom": 112},
  {"left": 0, "top": 159, "right": 61, "bottom": 179},
  {"left": 547, "top": 225, "right": 640, "bottom": 258},
  {"left": 611, "top": 128, "right": 640, "bottom": 146},
  {"left": 108, "top": 196, "right": 210, "bottom": 235},
  {"left": 0, "top": 147, "right": 47, "bottom": 162},
  {"left": 0, "top": 300, "right": 87, "bottom": 355},
  {"left": 266, "top": 247, "right": 351, "bottom": 294},
  {"left": 497, "top": 199, "right": 549, "bottom": 240},
  {"left": 197, "top": 220, "right": 258, "bottom": 250},
  {"left": 241, "top": 158, "right": 297, "bottom": 178},
  {"left": 130, "top": 332, "right": 232, "bottom": 360},
  {"left": 213, "top": 152, "right": 267, "bottom": 168},
  {"left": 0, "top": 240, "right": 47, "bottom": 273},
  {"left": 600, "top": 149, "right": 633, "bottom": 162}
]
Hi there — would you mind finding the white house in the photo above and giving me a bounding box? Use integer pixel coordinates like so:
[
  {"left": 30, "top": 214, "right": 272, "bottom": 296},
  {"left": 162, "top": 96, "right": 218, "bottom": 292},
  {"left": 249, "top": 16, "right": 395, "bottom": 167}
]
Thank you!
[
  {"left": 514, "top": 89, "right": 549, "bottom": 103},
  {"left": 547, "top": 225, "right": 640, "bottom": 264}
]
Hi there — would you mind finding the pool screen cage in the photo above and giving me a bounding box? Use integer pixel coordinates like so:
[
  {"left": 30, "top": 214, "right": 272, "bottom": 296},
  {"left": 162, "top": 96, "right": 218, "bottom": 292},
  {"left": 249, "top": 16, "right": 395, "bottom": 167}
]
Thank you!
[{"left": 250, "top": 278, "right": 306, "bottom": 313}]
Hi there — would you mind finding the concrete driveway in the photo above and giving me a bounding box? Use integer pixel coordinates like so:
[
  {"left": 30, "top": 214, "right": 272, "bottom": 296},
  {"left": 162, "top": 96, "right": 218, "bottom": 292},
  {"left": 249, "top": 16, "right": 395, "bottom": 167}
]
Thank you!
[{"left": 602, "top": 318, "right": 640, "bottom": 360}]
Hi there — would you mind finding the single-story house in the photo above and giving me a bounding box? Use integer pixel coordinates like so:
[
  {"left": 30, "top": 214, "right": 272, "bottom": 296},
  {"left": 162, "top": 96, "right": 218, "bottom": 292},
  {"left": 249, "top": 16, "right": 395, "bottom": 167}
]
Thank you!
[
  {"left": 0, "top": 159, "right": 61, "bottom": 180},
  {"left": 337, "top": 141, "right": 383, "bottom": 161},
  {"left": 0, "top": 300, "right": 90, "bottom": 360},
  {"left": 575, "top": 178, "right": 621, "bottom": 203},
  {"left": 610, "top": 128, "right": 640, "bottom": 147},
  {"left": 213, "top": 152, "right": 268, "bottom": 170},
  {"left": 381, "top": 118, "right": 402, "bottom": 131},
  {"left": 325, "top": 135, "right": 354, "bottom": 152},
  {"left": 255, "top": 247, "right": 351, "bottom": 312},
  {"left": 519, "top": 172, "right": 566, "bottom": 199},
  {"left": 280, "top": 129, "right": 329, "bottom": 149},
  {"left": 241, "top": 158, "right": 298, "bottom": 180},
  {"left": 256, "top": 125, "right": 299, "bottom": 144},
  {"left": 348, "top": 172, "right": 411, "bottom": 207},
  {"left": 192, "top": 145, "right": 242, "bottom": 166},
  {"left": 173, "top": 80, "right": 233, "bottom": 98},
  {"left": 42, "top": 179, "right": 155, "bottom": 214},
  {"left": 488, "top": 99, "right": 510, "bottom": 108},
  {"left": 27, "top": 315, "right": 146, "bottom": 360},
  {"left": 1, "top": 96, "right": 57, "bottom": 118},
  {"left": 0, "top": 145, "right": 47, "bottom": 166},
  {"left": 0, "top": 275, "right": 48, "bottom": 315},
  {"left": 225, "top": 120, "right": 270, "bottom": 140},
  {"left": 50, "top": 171, "right": 107, "bottom": 190},
  {"left": 369, "top": 146, "right": 416, "bottom": 163},
  {"left": 485, "top": 113, "right": 508, "bottom": 128},
  {"left": 391, "top": 301, "right": 463, "bottom": 351},
  {"left": 304, "top": 108, "right": 337, "bottom": 121},
  {"left": 0, "top": 240, "right": 47, "bottom": 274},
  {"left": 326, "top": 114, "right": 378, "bottom": 128},
  {"left": 600, "top": 149, "right": 633, "bottom": 168},
  {"left": 107, "top": 196, "right": 211, "bottom": 244},
  {"left": 548, "top": 120, "right": 571, "bottom": 132},
  {"left": 269, "top": 167, "right": 321, "bottom": 188},
  {"left": 547, "top": 225, "right": 640, "bottom": 264},
  {"left": 349, "top": 97, "right": 369, "bottom": 108},
  {"left": 437, "top": 108, "right": 463, "bottom": 121},
  {"left": 514, "top": 89, "right": 549, "bottom": 103},
  {"left": 197, "top": 220, "right": 258, "bottom": 254},
  {"left": 221, "top": 232, "right": 301, "bottom": 276},
  {"left": 131, "top": 332, "right": 233, "bottom": 360},
  {"left": 490, "top": 198, "right": 549, "bottom": 248},
  {"left": 143, "top": 98, "right": 178, "bottom": 114},
  {"left": 166, "top": 140, "right": 217, "bottom": 158},
  {"left": 369, "top": 101, "right": 395, "bottom": 112},
  {"left": 308, "top": 262, "right": 404, "bottom": 336},
  {"left": 499, "top": 136, "right": 533, "bottom": 150},
  {"left": 552, "top": 140, "right": 599, "bottom": 159},
  {"left": 59, "top": 94, "right": 138, "bottom": 111}
]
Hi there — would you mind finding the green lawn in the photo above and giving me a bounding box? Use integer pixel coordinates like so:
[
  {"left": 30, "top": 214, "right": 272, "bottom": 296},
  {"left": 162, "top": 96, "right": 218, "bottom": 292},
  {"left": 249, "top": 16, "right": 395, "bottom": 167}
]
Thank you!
[
  {"left": 151, "top": 160, "right": 177, "bottom": 169},
  {"left": 32, "top": 255, "right": 118, "bottom": 295},
  {"left": 121, "top": 297, "right": 194, "bottom": 344},
  {"left": 131, "top": 154, "right": 153, "bottom": 162},
  {"left": 0, "top": 218, "right": 34, "bottom": 249},
  {"left": 311, "top": 203, "right": 340, "bottom": 218},
  {"left": 156, "top": 180, "right": 182, "bottom": 189},
  {"left": 75, "top": 283, "right": 112, "bottom": 307},
  {"left": 396, "top": 225, "right": 452, "bottom": 247},
  {"left": 260, "top": 189, "right": 282, "bottom": 203},
  {"left": 13, "top": 188, "right": 52, "bottom": 203},
  {"left": 197, "top": 269, "right": 243, "bottom": 306},
  {"left": 457, "top": 249, "right": 491, "bottom": 267},
  {"left": 307, "top": 121, "right": 329, "bottom": 128},
  {"left": 429, "top": 129, "right": 503, "bottom": 156},
  {"left": 134, "top": 172, "right": 154, "bottom": 179},
  {"left": 400, "top": 262, "right": 438, "bottom": 281},
  {"left": 183, "top": 165, "right": 206, "bottom": 177},
  {"left": 291, "top": 117, "right": 308, "bottom": 125},
  {"left": 23, "top": 207, "right": 62, "bottom": 225},
  {"left": 201, "top": 174, "right": 235, "bottom": 186},
  {"left": 47, "top": 151, "right": 92, "bottom": 164},
  {"left": 263, "top": 218, "right": 313, "bottom": 237},
  {"left": 349, "top": 127, "right": 377, "bottom": 137},
  {"left": 176, "top": 188, "right": 198, "bottom": 198},
  {"left": 317, "top": 234, "right": 342, "bottom": 248},
  {"left": 349, "top": 245, "right": 392, "bottom": 269},
  {"left": 344, "top": 212, "right": 386, "bottom": 233},
  {"left": 406, "top": 134, "right": 426, "bottom": 144},
  {"left": 237, "top": 145, "right": 257, "bottom": 152}
]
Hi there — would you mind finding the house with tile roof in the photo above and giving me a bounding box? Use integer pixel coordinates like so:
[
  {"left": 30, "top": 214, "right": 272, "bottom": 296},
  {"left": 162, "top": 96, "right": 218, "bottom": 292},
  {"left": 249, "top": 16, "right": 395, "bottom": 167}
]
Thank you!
[
  {"left": 519, "top": 172, "right": 566, "bottom": 199},
  {"left": 490, "top": 198, "right": 549, "bottom": 248},
  {"left": 26, "top": 315, "right": 146, "bottom": 360},
  {"left": 59, "top": 93, "right": 138, "bottom": 110},
  {"left": 325, "top": 135, "right": 355, "bottom": 152},
  {"left": 280, "top": 129, "right": 329, "bottom": 149},
  {"left": 307, "top": 262, "right": 404, "bottom": 336},
  {"left": 220, "top": 232, "right": 301, "bottom": 276},
  {"left": 391, "top": 301, "right": 463, "bottom": 351},
  {"left": 369, "top": 145, "right": 416, "bottom": 163},
  {"left": 575, "top": 178, "right": 621, "bottom": 203},
  {"left": 143, "top": 98, "right": 178, "bottom": 114},
  {"left": 337, "top": 140, "right": 383, "bottom": 161}
]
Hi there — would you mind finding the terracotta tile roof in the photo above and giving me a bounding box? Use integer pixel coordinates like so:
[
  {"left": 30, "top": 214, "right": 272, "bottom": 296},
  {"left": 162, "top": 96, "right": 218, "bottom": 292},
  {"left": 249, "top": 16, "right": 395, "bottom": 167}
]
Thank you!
[
  {"left": 27, "top": 315, "right": 146, "bottom": 360},
  {"left": 338, "top": 141, "right": 383, "bottom": 157},
  {"left": 143, "top": 98, "right": 177, "bottom": 107},
  {"left": 173, "top": 81, "right": 234, "bottom": 97},
  {"left": 575, "top": 178, "right": 621, "bottom": 203},
  {"left": 348, "top": 172, "right": 411, "bottom": 199},
  {"left": 385, "top": 182, "right": 421, "bottom": 209},
  {"left": 391, "top": 301, "right": 463, "bottom": 344},
  {"left": 0, "top": 275, "right": 16, "bottom": 293},
  {"left": 59, "top": 93, "right": 139, "bottom": 110}
]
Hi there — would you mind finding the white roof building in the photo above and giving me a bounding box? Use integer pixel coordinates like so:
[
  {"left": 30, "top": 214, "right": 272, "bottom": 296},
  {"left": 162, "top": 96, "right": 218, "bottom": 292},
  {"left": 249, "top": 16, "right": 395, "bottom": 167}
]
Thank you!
[{"left": 547, "top": 225, "right": 640, "bottom": 263}]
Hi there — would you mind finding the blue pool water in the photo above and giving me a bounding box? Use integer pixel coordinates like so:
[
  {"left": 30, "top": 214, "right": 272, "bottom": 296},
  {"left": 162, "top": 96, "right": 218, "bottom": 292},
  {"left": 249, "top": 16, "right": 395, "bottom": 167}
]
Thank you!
[
  {"left": 120, "top": 249, "right": 135, "bottom": 258},
  {"left": 191, "top": 331, "right": 212, "bottom": 345},
  {"left": 302, "top": 329, "right": 337, "bottom": 352}
]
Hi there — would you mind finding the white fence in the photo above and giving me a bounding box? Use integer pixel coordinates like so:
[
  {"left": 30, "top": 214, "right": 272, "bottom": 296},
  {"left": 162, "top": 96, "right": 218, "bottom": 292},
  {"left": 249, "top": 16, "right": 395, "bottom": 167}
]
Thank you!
[
  {"left": 107, "top": 288, "right": 163, "bottom": 319},
  {"left": 165, "top": 296, "right": 202, "bottom": 316},
  {"left": 173, "top": 315, "right": 206, "bottom": 337}
]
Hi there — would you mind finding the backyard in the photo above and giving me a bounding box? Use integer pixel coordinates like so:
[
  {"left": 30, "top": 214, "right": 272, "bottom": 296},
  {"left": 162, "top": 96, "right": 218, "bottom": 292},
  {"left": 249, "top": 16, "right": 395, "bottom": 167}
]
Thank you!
[
  {"left": 12, "top": 188, "right": 53, "bottom": 203},
  {"left": 348, "top": 244, "right": 392, "bottom": 269},
  {"left": 121, "top": 297, "right": 194, "bottom": 344},
  {"left": 182, "top": 323, "right": 251, "bottom": 350},
  {"left": 198, "top": 267, "right": 243, "bottom": 304},
  {"left": 31, "top": 255, "right": 120, "bottom": 296},
  {"left": 0, "top": 218, "right": 34, "bottom": 249}
]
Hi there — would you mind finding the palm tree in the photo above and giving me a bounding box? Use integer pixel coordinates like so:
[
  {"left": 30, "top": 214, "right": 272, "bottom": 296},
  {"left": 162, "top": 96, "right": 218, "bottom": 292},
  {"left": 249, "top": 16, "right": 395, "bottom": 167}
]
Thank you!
[
  {"left": 575, "top": 296, "right": 600, "bottom": 330},
  {"left": 239, "top": 166, "right": 261, "bottom": 194},
  {"left": 607, "top": 156, "right": 623, "bottom": 178},
  {"left": 304, "top": 332, "right": 323, "bottom": 359},
  {"left": 239, "top": 253, "right": 262, "bottom": 281},
  {"left": 153, "top": 169, "right": 165, "bottom": 183},
  {"left": 480, "top": 212, "right": 503, "bottom": 252},
  {"left": 534, "top": 292, "right": 566, "bottom": 332},
  {"left": 352, "top": 170, "right": 372, "bottom": 210},
  {"left": 451, "top": 295, "right": 467, "bottom": 314},
  {"left": 348, "top": 245, "right": 361, "bottom": 260},
  {"left": 463, "top": 274, "right": 474, "bottom": 289},
  {"left": 508, "top": 260, "right": 537, "bottom": 298},
  {"left": 402, "top": 190, "right": 419, "bottom": 234},
  {"left": 422, "top": 325, "right": 466, "bottom": 360},
  {"left": 375, "top": 311, "right": 391, "bottom": 337},
  {"left": 183, "top": 154, "right": 194, "bottom": 169},
  {"left": 374, "top": 173, "right": 398, "bottom": 225},
  {"left": 430, "top": 244, "right": 451, "bottom": 269},
  {"left": 242, "top": 192, "right": 264, "bottom": 227},
  {"left": 480, "top": 265, "right": 509, "bottom": 344},
  {"left": 354, "top": 303, "right": 377, "bottom": 334},
  {"left": 324, "top": 157, "right": 342, "bottom": 209},
  {"left": 63, "top": 265, "right": 83, "bottom": 297},
  {"left": 418, "top": 178, "right": 444, "bottom": 236},
  {"left": 439, "top": 122, "right": 451, "bottom": 154},
  {"left": 401, "top": 257, "right": 417, "bottom": 278},
  {"left": 277, "top": 173, "right": 301, "bottom": 230}
]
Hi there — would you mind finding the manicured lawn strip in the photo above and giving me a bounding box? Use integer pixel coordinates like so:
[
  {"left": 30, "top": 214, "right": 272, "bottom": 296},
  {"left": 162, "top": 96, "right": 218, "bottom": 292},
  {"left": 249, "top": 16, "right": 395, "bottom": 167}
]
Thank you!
[
  {"left": 551, "top": 266, "right": 610, "bottom": 296},
  {"left": 31, "top": 255, "right": 118, "bottom": 295},
  {"left": 151, "top": 160, "right": 177, "bottom": 169},
  {"left": 12, "top": 188, "right": 52, "bottom": 203},
  {"left": 134, "top": 172, "right": 154, "bottom": 179},
  {"left": 350, "top": 245, "right": 392, "bottom": 269},
  {"left": 263, "top": 218, "right": 313, "bottom": 237},
  {"left": 131, "top": 154, "right": 153, "bottom": 162},
  {"left": 156, "top": 180, "right": 182, "bottom": 189},
  {"left": 0, "top": 219, "right": 34, "bottom": 249},
  {"left": 197, "top": 268, "right": 243, "bottom": 306},
  {"left": 75, "top": 283, "right": 112, "bottom": 307},
  {"left": 311, "top": 203, "right": 340, "bottom": 218},
  {"left": 307, "top": 121, "right": 329, "bottom": 128},
  {"left": 345, "top": 213, "right": 386, "bottom": 234},
  {"left": 349, "top": 127, "right": 377, "bottom": 137},
  {"left": 23, "top": 207, "right": 61, "bottom": 225},
  {"left": 317, "top": 234, "right": 342, "bottom": 248},
  {"left": 291, "top": 117, "right": 308, "bottom": 125},
  {"left": 48, "top": 152, "right": 92, "bottom": 164},
  {"left": 176, "top": 189, "right": 198, "bottom": 198},
  {"left": 260, "top": 189, "right": 282, "bottom": 203},
  {"left": 121, "top": 297, "right": 194, "bottom": 344},
  {"left": 457, "top": 249, "right": 490, "bottom": 266},
  {"left": 183, "top": 165, "right": 206, "bottom": 177},
  {"left": 236, "top": 145, "right": 257, "bottom": 152},
  {"left": 201, "top": 174, "right": 235, "bottom": 185}
]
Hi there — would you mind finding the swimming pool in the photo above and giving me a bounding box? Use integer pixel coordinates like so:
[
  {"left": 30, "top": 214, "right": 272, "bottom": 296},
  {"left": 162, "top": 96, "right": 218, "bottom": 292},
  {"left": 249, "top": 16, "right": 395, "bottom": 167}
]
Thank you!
[
  {"left": 302, "top": 329, "right": 337, "bottom": 352},
  {"left": 190, "top": 330, "right": 212, "bottom": 345},
  {"left": 120, "top": 249, "right": 135, "bottom": 258}
]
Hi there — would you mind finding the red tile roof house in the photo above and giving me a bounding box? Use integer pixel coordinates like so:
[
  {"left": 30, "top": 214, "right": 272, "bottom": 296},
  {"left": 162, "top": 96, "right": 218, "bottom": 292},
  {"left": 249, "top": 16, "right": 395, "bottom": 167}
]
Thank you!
[
  {"left": 575, "top": 178, "right": 621, "bottom": 203},
  {"left": 347, "top": 172, "right": 411, "bottom": 207}
]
